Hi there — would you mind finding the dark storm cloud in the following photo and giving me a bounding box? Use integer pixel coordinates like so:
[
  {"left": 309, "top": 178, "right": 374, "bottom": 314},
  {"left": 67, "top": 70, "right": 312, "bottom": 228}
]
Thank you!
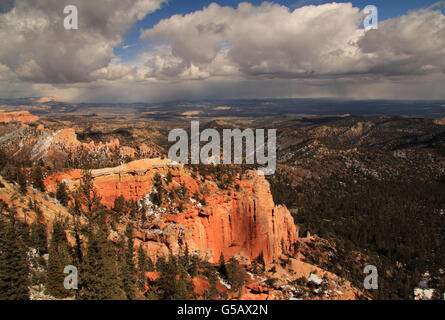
[
  {"left": 0, "top": 0, "right": 166, "bottom": 83},
  {"left": 1, "top": 1, "right": 445, "bottom": 101}
]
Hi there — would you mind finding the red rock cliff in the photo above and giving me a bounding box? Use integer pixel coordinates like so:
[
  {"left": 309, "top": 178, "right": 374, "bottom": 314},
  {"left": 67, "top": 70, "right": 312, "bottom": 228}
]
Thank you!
[
  {"left": 163, "top": 170, "right": 299, "bottom": 265},
  {"left": 0, "top": 110, "right": 39, "bottom": 123},
  {"left": 45, "top": 159, "right": 298, "bottom": 265}
]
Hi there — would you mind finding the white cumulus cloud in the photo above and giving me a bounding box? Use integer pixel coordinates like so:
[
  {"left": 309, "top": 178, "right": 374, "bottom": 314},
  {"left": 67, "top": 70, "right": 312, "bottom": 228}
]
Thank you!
[
  {"left": 0, "top": 0, "right": 166, "bottom": 83},
  {"left": 1, "top": 1, "right": 445, "bottom": 101}
]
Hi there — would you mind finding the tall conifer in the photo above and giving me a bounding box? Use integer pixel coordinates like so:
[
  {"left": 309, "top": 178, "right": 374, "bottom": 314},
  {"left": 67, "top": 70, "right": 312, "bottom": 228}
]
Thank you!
[
  {"left": 46, "top": 221, "right": 72, "bottom": 298},
  {"left": 79, "top": 211, "right": 125, "bottom": 300},
  {"left": 122, "top": 225, "right": 137, "bottom": 299},
  {"left": 0, "top": 217, "right": 30, "bottom": 300}
]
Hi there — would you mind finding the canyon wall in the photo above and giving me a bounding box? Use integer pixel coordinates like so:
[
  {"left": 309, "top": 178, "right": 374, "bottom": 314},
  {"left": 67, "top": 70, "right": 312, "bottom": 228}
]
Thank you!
[
  {"left": 0, "top": 110, "right": 39, "bottom": 123},
  {"left": 45, "top": 159, "right": 299, "bottom": 265},
  {"left": 174, "top": 170, "right": 300, "bottom": 265}
]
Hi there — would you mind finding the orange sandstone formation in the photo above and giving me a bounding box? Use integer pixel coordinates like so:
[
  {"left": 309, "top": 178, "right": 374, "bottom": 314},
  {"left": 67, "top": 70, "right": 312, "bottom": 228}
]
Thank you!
[
  {"left": 45, "top": 159, "right": 298, "bottom": 265},
  {"left": 164, "top": 170, "right": 299, "bottom": 265},
  {"left": 0, "top": 110, "right": 39, "bottom": 123},
  {"left": 45, "top": 158, "right": 183, "bottom": 207}
]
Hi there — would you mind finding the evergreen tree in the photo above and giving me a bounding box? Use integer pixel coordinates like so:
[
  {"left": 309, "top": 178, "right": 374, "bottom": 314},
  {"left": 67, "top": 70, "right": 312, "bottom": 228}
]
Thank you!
[
  {"left": 0, "top": 217, "right": 30, "bottom": 300},
  {"left": 137, "top": 273, "right": 146, "bottom": 294},
  {"left": 202, "top": 265, "right": 219, "bottom": 300},
  {"left": 137, "top": 245, "right": 148, "bottom": 273},
  {"left": 16, "top": 218, "right": 30, "bottom": 247},
  {"left": 141, "top": 209, "right": 147, "bottom": 225},
  {"left": 166, "top": 171, "right": 173, "bottom": 184},
  {"left": 0, "top": 214, "right": 7, "bottom": 297},
  {"left": 73, "top": 226, "right": 83, "bottom": 264},
  {"left": 46, "top": 221, "right": 72, "bottom": 298},
  {"left": 181, "top": 244, "right": 190, "bottom": 270},
  {"left": 76, "top": 169, "right": 101, "bottom": 214},
  {"left": 251, "top": 251, "right": 265, "bottom": 274},
  {"left": 257, "top": 251, "right": 265, "bottom": 267},
  {"left": 122, "top": 225, "right": 137, "bottom": 300},
  {"left": 174, "top": 273, "right": 191, "bottom": 300},
  {"left": 17, "top": 168, "right": 27, "bottom": 195},
  {"left": 56, "top": 181, "right": 69, "bottom": 207},
  {"left": 146, "top": 284, "right": 159, "bottom": 300},
  {"left": 128, "top": 200, "right": 138, "bottom": 219},
  {"left": 79, "top": 223, "right": 101, "bottom": 300},
  {"left": 218, "top": 252, "right": 227, "bottom": 278},
  {"left": 69, "top": 197, "right": 83, "bottom": 273},
  {"left": 0, "top": 148, "right": 7, "bottom": 170},
  {"left": 79, "top": 211, "right": 125, "bottom": 300},
  {"left": 136, "top": 245, "right": 148, "bottom": 293},
  {"left": 73, "top": 174, "right": 125, "bottom": 300},
  {"left": 30, "top": 222, "right": 48, "bottom": 254},
  {"left": 226, "top": 257, "right": 246, "bottom": 294},
  {"left": 147, "top": 256, "right": 155, "bottom": 272},
  {"left": 113, "top": 195, "right": 125, "bottom": 214},
  {"left": 70, "top": 202, "right": 83, "bottom": 269},
  {"left": 155, "top": 252, "right": 195, "bottom": 300},
  {"left": 188, "top": 255, "right": 199, "bottom": 278},
  {"left": 156, "top": 253, "right": 178, "bottom": 300},
  {"left": 179, "top": 244, "right": 199, "bottom": 277},
  {"left": 32, "top": 166, "right": 45, "bottom": 192}
]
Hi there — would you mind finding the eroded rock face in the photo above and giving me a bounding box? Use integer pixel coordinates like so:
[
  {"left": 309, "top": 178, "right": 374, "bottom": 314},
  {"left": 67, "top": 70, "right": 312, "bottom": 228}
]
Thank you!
[
  {"left": 45, "top": 160, "right": 298, "bottom": 265},
  {"left": 45, "top": 159, "right": 184, "bottom": 208},
  {"left": 165, "top": 171, "right": 299, "bottom": 265},
  {"left": 0, "top": 111, "right": 39, "bottom": 123}
]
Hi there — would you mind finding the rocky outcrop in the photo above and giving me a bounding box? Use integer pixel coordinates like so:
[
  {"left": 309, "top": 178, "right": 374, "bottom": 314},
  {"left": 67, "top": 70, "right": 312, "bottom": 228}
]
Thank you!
[
  {"left": 165, "top": 171, "right": 299, "bottom": 265},
  {"left": 45, "top": 159, "right": 298, "bottom": 265},
  {"left": 45, "top": 158, "right": 184, "bottom": 208},
  {"left": 0, "top": 110, "right": 39, "bottom": 123},
  {"left": 23, "top": 126, "right": 137, "bottom": 163},
  {"left": 0, "top": 176, "right": 79, "bottom": 247}
]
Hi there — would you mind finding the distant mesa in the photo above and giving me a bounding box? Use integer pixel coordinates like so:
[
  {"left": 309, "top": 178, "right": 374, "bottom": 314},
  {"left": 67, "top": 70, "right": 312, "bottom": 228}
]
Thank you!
[
  {"left": 35, "top": 96, "right": 57, "bottom": 104},
  {"left": 0, "top": 110, "right": 39, "bottom": 123},
  {"left": 181, "top": 110, "right": 202, "bottom": 117}
]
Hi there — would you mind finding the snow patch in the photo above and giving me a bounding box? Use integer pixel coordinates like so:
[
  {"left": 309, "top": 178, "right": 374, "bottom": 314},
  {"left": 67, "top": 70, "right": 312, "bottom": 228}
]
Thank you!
[
  {"left": 308, "top": 273, "right": 323, "bottom": 286},
  {"left": 414, "top": 288, "right": 435, "bottom": 300},
  {"left": 30, "top": 129, "right": 61, "bottom": 160},
  {"left": 219, "top": 277, "right": 232, "bottom": 289}
]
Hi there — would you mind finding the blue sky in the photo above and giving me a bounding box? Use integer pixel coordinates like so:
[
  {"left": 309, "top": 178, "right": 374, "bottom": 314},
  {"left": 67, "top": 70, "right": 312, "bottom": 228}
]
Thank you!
[{"left": 115, "top": 0, "right": 442, "bottom": 62}]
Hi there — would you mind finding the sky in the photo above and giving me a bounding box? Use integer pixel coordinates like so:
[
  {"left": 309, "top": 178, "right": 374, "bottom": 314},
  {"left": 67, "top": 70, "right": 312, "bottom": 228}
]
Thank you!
[
  {"left": 0, "top": 0, "right": 444, "bottom": 102},
  {"left": 114, "top": 0, "right": 441, "bottom": 62}
]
